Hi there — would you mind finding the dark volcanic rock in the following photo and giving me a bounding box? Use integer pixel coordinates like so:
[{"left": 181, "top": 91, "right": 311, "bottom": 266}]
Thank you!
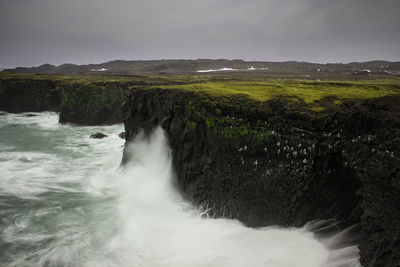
[
  {"left": 58, "top": 82, "right": 126, "bottom": 125},
  {"left": 0, "top": 79, "right": 62, "bottom": 113},
  {"left": 0, "top": 78, "right": 126, "bottom": 125},
  {"left": 119, "top": 132, "right": 126, "bottom": 139},
  {"left": 90, "top": 132, "right": 107, "bottom": 139},
  {"left": 122, "top": 88, "right": 400, "bottom": 267}
]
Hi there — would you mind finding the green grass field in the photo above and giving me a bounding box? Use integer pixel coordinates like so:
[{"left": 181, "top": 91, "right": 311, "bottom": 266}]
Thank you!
[
  {"left": 1, "top": 72, "right": 399, "bottom": 111},
  {"left": 154, "top": 79, "right": 400, "bottom": 111}
]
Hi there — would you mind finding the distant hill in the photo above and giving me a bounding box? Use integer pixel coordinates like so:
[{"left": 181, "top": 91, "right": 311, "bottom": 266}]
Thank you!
[{"left": 3, "top": 59, "right": 400, "bottom": 76}]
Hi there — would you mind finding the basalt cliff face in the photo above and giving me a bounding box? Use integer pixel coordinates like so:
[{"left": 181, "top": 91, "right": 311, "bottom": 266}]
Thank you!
[
  {"left": 0, "top": 78, "right": 126, "bottom": 125},
  {"left": 0, "top": 78, "right": 62, "bottom": 112},
  {"left": 58, "top": 82, "right": 126, "bottom": 125},
  {"left": 122, "top": 89, "right": 400, "bottom": 267}
]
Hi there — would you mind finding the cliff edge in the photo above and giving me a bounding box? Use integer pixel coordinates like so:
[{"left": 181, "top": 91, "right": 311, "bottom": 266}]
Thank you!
[{"left": 122, "top": 87, "right": 400, "bottom": 267}]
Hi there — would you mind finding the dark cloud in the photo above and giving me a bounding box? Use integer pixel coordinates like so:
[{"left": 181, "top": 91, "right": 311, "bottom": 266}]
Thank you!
[{"left": 0, "top": 0, "right": 399, "bottom": 67}]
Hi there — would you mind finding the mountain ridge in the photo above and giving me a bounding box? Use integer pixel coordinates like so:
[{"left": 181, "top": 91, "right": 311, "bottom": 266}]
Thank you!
[{"left": 4, "top": 59, "right": 400, "bottom": 76}]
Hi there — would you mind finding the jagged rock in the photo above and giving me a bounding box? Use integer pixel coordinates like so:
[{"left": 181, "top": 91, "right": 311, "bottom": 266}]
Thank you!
[
  {"left": 122, "top": 88, "right": 400, "bottom": 267},
  {"left": 90, "top": 132, "right": 107, "bottom": 139},
  {"left": 0, "top": 77, "right": 124, "bottom": 125},
  {"left": 0, "top": 79, "right": 62, "bottom": 113},
  {"left": 118, "top": 132, "right": 126, "bottom": 139}
]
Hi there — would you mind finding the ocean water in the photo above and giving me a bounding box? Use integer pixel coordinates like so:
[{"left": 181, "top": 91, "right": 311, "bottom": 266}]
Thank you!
[{"left": 0, "top": 111, "right": 361, "bottom": 267}]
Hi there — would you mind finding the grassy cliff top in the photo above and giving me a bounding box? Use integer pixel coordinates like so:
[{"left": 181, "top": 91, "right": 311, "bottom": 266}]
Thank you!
[
  {"left": 0, "top": 72, "right": 152, "bottom": 83},
  {"left": 1, "top": 72, "right": 399, "bottom": 111},
  {"left": 154, "top": 79, "right": 400, "bottom": 111}
]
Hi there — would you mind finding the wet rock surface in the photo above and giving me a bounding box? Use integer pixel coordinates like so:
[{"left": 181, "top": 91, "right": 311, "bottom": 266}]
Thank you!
[
  {"left": 90, "top": 132, "right": 107, "bottom": 139},
  {"left": 118, "top": 132, "right": 126, "bottom": 139},
  {"left": 58, "top": 82, "right": 126, "bottom": 125},
  {"left": 0, "top": 79, "right": 62, "bottom": 112},
  {"left": 122, "top": 89, "right": 400, "bottom": 267},
  {"left": 0, "top": 78, "right": 126, "bottom": 125}
]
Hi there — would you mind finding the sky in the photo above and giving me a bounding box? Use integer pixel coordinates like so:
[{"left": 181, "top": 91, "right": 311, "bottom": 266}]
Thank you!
[{"left": 0, "top": 0, "right": 399, "bottom": 68}]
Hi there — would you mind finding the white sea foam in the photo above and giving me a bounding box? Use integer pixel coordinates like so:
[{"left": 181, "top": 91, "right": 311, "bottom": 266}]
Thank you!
[
  {"left": 84, "top": 127, "right": 360, "bottom": 267},
  {"left": 0, "top": 113, "right": 360, "bottom": 266}
]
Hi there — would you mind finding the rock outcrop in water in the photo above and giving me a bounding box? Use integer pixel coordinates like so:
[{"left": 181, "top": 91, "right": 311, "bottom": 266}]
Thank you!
[
  {"left": 122, "top": 88, "right": 400, "bottom": 267},
  {"left": 90, "top": 132, "right": 107, "bottom": 139}
]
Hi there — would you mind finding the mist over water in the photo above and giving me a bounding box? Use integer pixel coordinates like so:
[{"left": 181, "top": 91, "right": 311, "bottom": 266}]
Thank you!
[{"left": 0, "top": 112, "right": 360, "bottom": 266}]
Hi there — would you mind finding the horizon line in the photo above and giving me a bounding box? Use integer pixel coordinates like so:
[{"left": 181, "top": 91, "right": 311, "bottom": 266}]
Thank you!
[{"left": 2, "top": 58, "right": 400, "bottom": 70}]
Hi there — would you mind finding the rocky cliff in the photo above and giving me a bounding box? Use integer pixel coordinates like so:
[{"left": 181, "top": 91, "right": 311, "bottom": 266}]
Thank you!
[
  {"left": 122, "top": 88, "right": 400, "bottom": 267},
  {"left": 0, "top": 77, "right": 62, "bottom": 112},
  {"left": 1, "top": 74, "right": 400, "bottom": 266},
  {"left": 58, "top": 81, "right": 126, "bottom": 125},
  {"left": 0, "top": 76, "right": 126, "bottom": 125}
]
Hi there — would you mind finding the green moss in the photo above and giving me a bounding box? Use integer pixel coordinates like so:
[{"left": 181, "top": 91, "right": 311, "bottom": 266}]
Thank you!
[
  {"left": 0, "top": 72, "right": 193, "bottom": 87},
  {"left": 2, "top": 72, "right": 400, "bottom": 114},
  {"left": 218, "top": 116, "right": 274, "bottom": 147},
  {"left": 221, "top": 125, "right": 248, "bottom": 139},
  {"left": 206, "top": 117, "right": 215, "bottom": 128},
  {"left": 188, "top": 100, "right": 194, "bottom": 111},
  {"left": 58, "top": 80, "right": 123, "bottom": 123},
  {"left": 311, "top": 106, "right": 326, "bottom": 112},
  {"left": 155, "top": 79, "right": 400, "bottom": 111},
  {"left": 187, "top": 121, "right": 197, "bottom": 131}
]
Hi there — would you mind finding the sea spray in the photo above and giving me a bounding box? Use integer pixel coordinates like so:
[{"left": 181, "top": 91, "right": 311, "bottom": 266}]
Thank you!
[
  {"left": 0, "top": 112, "right": 361, "bottom": 266},
  {"left": 87, "top": 126, "right": 360, "bottom": 267}
]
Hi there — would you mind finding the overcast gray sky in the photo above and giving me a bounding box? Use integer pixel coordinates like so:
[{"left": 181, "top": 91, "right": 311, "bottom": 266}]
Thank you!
[{"left": 0, "top": 0, "right": 399, "bottom": 68}]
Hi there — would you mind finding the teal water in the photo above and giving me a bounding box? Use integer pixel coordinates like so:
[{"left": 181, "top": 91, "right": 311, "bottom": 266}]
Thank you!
[{"left": 0, "top": 112, "right": 360, "bottom": 267}]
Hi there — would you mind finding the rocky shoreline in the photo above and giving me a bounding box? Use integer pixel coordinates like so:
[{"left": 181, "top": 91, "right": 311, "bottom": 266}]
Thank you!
[
  {"left": 122, "top": 89, "right": 400, "bottom": 267},
  {"left": 0, "top": 77, "right": 126, "bottom": 125},
  {"left": 1, "top": 76, "right": 399, "bottom": 266}
]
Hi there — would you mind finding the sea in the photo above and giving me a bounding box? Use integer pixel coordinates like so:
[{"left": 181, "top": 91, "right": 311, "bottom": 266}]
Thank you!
[{"left": 0, "top": 111, "right": 361, "bottom": 267}]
